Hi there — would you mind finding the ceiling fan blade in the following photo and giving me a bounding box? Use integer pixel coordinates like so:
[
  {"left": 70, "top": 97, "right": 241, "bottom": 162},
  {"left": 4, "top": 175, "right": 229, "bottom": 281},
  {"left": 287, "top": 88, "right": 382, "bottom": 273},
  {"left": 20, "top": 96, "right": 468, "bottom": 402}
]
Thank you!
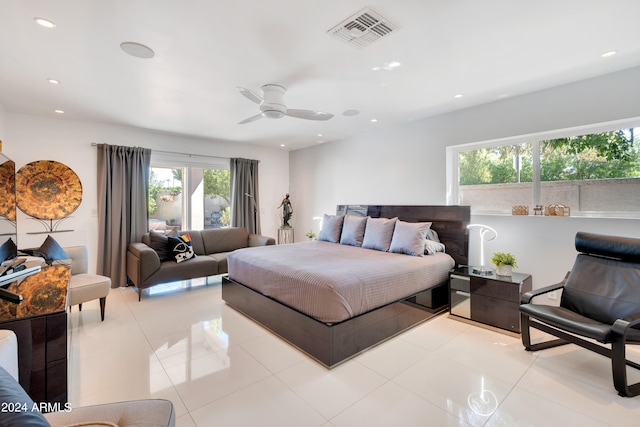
[
  {"left": 285, "top": 109, "right": 334, "bottom": 121},
  {"left": 237, "top": 87, "right": 262, "bottom": 104},
  {"left": 238, "top": 113, "right": 264, "bottom": 124}
]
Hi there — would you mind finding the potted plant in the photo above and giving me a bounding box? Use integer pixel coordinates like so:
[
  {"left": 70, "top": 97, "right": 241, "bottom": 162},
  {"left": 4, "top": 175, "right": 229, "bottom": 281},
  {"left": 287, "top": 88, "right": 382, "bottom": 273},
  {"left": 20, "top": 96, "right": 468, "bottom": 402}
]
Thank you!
[
  {"left": 305, "top": 230, "right": 317, "bottom": 241},
  {"left": 490, "top": 252, "right": 518, "bottom": 276}
]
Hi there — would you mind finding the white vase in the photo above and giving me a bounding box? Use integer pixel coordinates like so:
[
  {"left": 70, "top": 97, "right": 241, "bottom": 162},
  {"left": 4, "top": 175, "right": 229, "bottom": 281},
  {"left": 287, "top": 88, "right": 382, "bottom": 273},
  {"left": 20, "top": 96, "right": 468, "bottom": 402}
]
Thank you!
[{"left": 496, "top": 265, "right": 513, "bottom": 276}]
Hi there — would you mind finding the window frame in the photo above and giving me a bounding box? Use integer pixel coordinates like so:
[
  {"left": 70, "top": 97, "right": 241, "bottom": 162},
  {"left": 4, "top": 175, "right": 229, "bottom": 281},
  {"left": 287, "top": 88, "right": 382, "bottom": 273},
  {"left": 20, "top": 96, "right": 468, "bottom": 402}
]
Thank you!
[
  {"left": 151, "top": 152, "right": 229, "bottom": 230},
  {"left": 446, "top": 117, "right": 640, "bottom": 218}
]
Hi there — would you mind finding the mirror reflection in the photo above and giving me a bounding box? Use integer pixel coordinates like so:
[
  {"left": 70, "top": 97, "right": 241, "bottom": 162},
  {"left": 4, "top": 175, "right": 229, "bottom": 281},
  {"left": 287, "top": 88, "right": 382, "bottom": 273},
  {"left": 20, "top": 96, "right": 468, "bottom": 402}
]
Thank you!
[{"left": 0, "top": 153, "right": 17, "bottom": 265}]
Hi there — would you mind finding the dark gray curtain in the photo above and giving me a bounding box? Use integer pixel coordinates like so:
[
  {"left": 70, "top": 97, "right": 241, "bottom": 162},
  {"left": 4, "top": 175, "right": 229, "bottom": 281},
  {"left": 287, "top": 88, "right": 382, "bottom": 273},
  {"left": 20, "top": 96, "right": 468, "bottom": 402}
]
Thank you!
[
  {"left": 97, "top": 144, "right": 151, "bottom": 287},
  {"left": 230, "top": 158, "right": 260, "bottom": 234}
]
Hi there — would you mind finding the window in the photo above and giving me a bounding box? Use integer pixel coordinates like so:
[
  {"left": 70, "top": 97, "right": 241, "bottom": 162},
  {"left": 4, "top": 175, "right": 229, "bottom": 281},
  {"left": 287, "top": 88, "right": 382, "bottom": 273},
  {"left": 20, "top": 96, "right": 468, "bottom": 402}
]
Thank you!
[
  {"left": 448, "top": 119, "right": 640, "bottom": 216},
  {"left": 149, "top": 153, "right": 230, "bottom": 231}
]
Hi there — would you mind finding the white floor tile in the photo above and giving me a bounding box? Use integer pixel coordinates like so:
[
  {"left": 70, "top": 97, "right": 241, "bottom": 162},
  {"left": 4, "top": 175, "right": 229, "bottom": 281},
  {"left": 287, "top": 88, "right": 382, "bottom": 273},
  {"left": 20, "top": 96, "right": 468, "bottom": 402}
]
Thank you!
[
  {"left": 66, "top": 279, "right": 640, "bottom": 426},
  {"left": 276, "top": 358, "right": 388, "bottom": 420},
  {"left": 331, "top": 381, "right": 471, "bottom": 427},
  {"left": 190, "top": 376, "right": 326, "bottom": 427}
]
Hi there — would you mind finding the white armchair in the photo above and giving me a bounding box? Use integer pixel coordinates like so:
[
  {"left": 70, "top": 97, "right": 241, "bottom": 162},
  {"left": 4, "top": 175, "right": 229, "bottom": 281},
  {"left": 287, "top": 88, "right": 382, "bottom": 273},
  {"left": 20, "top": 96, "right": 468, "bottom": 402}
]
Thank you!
[{"left": 0, "top": 330, "right": 175, "bottom": 427}]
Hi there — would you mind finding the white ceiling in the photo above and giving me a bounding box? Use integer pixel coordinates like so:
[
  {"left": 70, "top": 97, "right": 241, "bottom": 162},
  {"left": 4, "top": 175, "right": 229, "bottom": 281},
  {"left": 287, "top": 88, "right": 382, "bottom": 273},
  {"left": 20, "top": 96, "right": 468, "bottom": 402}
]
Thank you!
[{"left": 1, "top": 1, "right": 640, "bottom": 151}]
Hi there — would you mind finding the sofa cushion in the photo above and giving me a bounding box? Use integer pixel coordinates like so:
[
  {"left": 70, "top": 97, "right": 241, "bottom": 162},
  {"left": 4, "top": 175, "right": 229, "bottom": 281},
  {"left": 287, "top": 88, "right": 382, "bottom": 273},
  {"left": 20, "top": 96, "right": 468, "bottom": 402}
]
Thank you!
[
  {"left": 179, "top": 230, "right": 205, "bottom": 255},
  {"left": 0, "top": 366, "right": 51, "bottom": 427},
  {"left": 208, "top": 252, "right": 232, "bottom": 274},
  {"left": 201, "top": 228, "right": 249, "bottom": 254},
  {"left": 144, "top": 257, "right": 219, "bottom": 286}
]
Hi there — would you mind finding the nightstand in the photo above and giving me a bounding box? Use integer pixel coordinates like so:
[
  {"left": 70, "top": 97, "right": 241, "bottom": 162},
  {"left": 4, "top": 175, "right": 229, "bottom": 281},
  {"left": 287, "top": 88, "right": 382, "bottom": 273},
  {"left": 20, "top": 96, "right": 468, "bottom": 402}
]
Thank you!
[{"left": 449, "top": 266, "right": 532, "bottom": 334}]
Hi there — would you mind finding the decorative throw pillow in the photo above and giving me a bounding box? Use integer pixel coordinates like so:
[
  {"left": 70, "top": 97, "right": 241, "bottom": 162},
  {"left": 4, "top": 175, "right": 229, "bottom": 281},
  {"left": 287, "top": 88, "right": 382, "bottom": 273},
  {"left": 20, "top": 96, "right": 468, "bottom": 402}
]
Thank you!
[
  {"left": 0, "top": 237, "right": 17, "bottom": 264},
  {"left": 425, "top": 240, "right": 446, "bottom": 255},
  {"left": 168, "top": 233, "right": 196, "bottom": 263},
  {"left": 362, "top": 217, "right": 398, "bottom": 252},
  {"left": 340, "top": 215, "right": 368, "bottom": 247},
  {"left": 317, "top": 214, "right": 345, "bottom": 243},
  {"left": 33, "top": 235, "right": 68, "bottom": 262},
  {"left": 0, "top": 366, "right": 51, "bottom": 427},
  {"left": 389, "top": 220, "right": 432, "bottom": 256},
  {"left": 148, "top": 231, "right": 171, "bottom": 262}
]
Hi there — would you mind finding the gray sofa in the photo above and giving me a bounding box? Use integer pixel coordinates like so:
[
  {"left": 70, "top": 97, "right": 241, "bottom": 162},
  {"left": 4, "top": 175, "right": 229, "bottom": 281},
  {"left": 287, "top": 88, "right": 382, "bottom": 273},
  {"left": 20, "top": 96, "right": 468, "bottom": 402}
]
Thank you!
[{"left": 127, "top": 227, "right": 275, "bottom": 299}]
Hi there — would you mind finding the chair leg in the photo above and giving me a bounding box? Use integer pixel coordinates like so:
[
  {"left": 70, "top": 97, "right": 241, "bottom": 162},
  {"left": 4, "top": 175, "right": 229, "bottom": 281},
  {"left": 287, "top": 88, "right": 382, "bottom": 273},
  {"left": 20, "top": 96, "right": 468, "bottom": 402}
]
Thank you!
[
  {"left": 611, "top": 335, "right": 640, "bottom": 397},
  {"left": 99, "top": 297, "right": 106, "bottom": 322},
  {"left": 520, "top": 313, "right": 569, "bottom": 351},
  {"left": 78, "top": 303, "right": 83, "bottom": 312}
]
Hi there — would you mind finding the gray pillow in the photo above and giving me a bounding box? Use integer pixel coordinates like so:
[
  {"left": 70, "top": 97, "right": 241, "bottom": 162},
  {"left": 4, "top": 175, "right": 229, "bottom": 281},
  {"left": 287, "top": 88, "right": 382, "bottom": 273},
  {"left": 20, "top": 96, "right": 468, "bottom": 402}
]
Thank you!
[
  {"left": 318, "top": 214, "right": 345, "bottom": 243},
  {"left": 0, "top": 366, "right": 51, "bottom": 427},
  {"left": 426, "top": 228, "right": 440, "bottom": 242},
  {"left": 33, "top": 235, "right": 68, "bottom": 262},
  {"left": 362, "top": 217, "right": 398, "bottom": 252},
  {"left": 389, "top": 221, "right": 432, "bottom": 256},
  {"left": 340, "top": 215, "right": 368, "bottom": 247},
  {"left": 149, "top": 231, "right": 171, "bottom": 262}
]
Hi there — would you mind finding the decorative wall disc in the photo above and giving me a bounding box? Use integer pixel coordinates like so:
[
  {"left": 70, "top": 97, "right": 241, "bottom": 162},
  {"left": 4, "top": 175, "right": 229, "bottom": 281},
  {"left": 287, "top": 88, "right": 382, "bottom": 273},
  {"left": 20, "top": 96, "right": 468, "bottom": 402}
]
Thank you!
[
  {"left": 16, "top": 160, "right": 82, "bottom": 220},
  {"left": 0, "top": 159, "right": 16, "bottom": 221}
]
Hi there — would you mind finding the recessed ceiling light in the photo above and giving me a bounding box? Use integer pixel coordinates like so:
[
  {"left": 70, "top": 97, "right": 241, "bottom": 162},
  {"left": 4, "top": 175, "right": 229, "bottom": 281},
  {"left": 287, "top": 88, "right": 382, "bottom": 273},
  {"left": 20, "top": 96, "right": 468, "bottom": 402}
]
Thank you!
[
  {"left": 601, "top": 50, "right": 617, "bottom": 58},
  {"left": 34, "top": 17, "right": 56, "bottom": 28},
  {"left": 454, "top": 94, "right": 464, "bottom": 99},
  {"left": 280, "top": 144, "right": 285, "bottom": 147},
  {"left": 47, "top": 78, "right": 60, "bottom": 84},
  {"left": 317, "top": 133, "right": 323, "bottom": 137},
  {"left": 371, "top": 118, "right": 378, "bottom": 123},
  {"left": 343, "top": 109, "right": 359, "bottom": 116},
  {"left": 54, "top": 109, "right": 64, "bottom": 114},
  {"left": 120, "top": 42, "right": 155, "bottom": 59}
]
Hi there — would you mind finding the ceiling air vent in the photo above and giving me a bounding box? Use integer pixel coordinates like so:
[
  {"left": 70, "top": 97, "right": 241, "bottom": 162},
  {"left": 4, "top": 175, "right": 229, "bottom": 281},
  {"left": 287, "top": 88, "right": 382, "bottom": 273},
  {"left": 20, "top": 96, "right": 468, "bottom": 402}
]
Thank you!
[{"left": 327, "top": 8, "right": 398, "bottom": 49}]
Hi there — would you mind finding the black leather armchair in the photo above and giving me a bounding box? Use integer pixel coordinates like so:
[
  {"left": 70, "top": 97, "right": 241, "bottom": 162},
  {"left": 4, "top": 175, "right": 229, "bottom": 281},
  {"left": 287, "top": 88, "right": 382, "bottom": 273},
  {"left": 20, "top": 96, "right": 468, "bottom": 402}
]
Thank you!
[{"left": 520, "top": 232, "right": 640, "bottom": 397}]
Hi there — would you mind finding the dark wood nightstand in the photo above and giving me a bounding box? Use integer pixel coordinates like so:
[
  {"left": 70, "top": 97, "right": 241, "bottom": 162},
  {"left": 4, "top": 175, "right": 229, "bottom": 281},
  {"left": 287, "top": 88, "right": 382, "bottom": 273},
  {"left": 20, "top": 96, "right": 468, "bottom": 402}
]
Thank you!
[{"left": 449, "top": 266, "right": 532, "bottom": 334}]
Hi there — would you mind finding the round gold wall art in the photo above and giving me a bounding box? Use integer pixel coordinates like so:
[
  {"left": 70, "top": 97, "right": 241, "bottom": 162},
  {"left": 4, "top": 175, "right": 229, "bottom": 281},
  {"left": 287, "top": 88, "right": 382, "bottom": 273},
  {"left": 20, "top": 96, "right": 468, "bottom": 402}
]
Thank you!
[
  {"left": 16, "top": 160, "right": 83, "bottom": 220},
  {"left": 0, "top": 159, "right": 16, "bottom": 221}
]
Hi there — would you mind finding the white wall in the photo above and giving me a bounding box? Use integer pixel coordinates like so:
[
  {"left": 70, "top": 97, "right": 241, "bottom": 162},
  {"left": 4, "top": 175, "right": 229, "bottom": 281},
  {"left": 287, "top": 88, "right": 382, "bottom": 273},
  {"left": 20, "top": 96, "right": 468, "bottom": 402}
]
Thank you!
[
  {"left": 290, "top": 66, "right": 640, "bottom": 293},
  {"left": 3, "top": 113, "right": 289, "bottom": 277}
]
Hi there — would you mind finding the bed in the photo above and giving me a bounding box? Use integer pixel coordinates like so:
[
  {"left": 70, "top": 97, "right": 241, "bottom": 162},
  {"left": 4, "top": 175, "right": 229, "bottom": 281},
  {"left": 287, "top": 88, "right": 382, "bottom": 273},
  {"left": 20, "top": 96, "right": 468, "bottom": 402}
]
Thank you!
[{"left": 222, "top": 205, "right": 470, "bottom": 367}]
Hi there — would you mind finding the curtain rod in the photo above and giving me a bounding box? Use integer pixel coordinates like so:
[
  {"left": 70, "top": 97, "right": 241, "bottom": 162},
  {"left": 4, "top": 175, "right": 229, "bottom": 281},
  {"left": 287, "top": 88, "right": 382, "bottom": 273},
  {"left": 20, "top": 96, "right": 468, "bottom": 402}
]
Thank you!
[{"left": 90, "top": 142, "right": 229, "bottom": 161}]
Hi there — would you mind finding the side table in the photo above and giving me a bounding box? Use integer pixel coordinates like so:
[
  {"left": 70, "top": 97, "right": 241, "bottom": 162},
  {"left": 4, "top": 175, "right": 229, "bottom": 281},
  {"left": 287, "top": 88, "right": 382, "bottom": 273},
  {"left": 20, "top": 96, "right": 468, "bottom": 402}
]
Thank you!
[
  {"left": 449, "top": 266, "right": 532, "bottom": 334},
  {"left": 278, "top": 227, "right": 294, "bottom": 244}
]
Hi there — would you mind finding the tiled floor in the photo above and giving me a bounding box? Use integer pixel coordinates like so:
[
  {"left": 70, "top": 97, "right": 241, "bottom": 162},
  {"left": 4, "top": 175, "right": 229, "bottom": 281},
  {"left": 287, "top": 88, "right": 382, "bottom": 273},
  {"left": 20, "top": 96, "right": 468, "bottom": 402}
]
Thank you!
[{"left": 67, "top": 277, "right": 640, "bottom": 426}]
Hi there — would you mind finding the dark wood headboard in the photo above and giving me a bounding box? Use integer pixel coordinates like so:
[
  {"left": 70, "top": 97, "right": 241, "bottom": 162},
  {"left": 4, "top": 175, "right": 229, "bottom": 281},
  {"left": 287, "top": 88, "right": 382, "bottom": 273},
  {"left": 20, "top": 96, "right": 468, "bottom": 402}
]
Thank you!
[{"left": 336, "top": 205, "right": 470, "bottom": 267}]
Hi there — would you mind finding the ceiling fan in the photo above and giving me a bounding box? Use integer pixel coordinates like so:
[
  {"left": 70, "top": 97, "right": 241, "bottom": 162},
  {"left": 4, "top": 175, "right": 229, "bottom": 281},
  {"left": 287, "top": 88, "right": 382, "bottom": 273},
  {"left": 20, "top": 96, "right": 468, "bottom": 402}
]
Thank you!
[{"left": 236, "top": 84, "right": 334, "bottom": 124}]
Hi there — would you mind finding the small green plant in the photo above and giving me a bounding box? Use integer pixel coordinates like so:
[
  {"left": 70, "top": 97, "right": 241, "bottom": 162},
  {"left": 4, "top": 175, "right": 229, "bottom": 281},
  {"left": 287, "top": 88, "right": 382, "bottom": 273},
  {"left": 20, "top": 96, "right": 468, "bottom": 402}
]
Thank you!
[
  {"left": 305, "top": 230, "right": 317, "bottom": 240},
  {"left": 490, "top": 252, "right": 518, "bottom": 268}
]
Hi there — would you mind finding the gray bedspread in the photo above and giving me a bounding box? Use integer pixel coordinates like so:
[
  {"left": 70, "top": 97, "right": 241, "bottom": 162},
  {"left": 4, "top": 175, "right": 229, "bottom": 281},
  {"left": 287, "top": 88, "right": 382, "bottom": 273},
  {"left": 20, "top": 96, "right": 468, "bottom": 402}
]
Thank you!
[{"left": 227, "top": 241, "right": 455, "bottom": 323}]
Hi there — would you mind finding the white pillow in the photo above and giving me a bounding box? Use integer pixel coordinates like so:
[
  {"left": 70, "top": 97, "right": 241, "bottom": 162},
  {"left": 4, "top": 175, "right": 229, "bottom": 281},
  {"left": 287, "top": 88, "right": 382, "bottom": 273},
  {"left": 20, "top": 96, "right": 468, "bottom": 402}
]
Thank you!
[
  {"left": 362, "top": 217, "right": 398, "bottom": 251},
  {"left": 340, "top": 215, "right": 368, "bottom": 247},
  {"left": 389, "top": 220, "right": 432, "bottom": 256},
  {"left": 317, "top": 214, "right": 345, "bottom": 243},
  {"left": 425, "top": 240, "right": 446, "bottom": 255}
]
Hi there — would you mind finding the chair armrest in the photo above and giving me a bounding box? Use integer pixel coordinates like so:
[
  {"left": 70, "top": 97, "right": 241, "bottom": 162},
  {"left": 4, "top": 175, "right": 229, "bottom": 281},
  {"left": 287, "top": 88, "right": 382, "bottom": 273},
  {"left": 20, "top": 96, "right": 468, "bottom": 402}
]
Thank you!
[
  {"left": 126, "top": 243, "right": 161, "bottom": 286},
  {"left": 521, "top": 282, "right": 566, "bottom": 304},
  {"left": 612, "top": 314, "right": 640, "bottom": 337},
  {"left": 248, "top": 234, "right": 276, "bottom": 247}
]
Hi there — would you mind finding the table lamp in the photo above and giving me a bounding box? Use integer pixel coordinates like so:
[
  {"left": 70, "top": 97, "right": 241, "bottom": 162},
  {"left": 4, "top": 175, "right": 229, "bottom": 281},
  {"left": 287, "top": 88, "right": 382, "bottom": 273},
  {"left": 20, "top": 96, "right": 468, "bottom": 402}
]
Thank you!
[{"left": 467, "top": 224, "right": 497, "bottom": 276}]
